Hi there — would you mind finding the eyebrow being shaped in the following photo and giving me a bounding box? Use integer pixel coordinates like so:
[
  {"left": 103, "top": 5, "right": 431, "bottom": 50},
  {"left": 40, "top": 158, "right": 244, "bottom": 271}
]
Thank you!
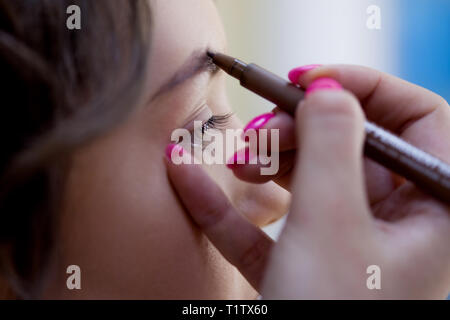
[{"left": 150, "top": 49, "right": 220, "bottom": 102}]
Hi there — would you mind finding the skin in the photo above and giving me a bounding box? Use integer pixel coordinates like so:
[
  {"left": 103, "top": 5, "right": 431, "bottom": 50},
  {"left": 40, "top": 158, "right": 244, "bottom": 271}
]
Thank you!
[
  {"left": 40, "top": 0, "right": 290, "bottom": 299},
  {"left": 167, "top": 66, "right": 450, "bottom": 299}
]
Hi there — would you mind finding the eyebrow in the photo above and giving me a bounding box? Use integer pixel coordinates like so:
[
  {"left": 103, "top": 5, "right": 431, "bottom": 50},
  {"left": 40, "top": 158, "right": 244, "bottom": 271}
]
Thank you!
[{"left": 150, "top": 49, "right": 220, "bottom": 102}]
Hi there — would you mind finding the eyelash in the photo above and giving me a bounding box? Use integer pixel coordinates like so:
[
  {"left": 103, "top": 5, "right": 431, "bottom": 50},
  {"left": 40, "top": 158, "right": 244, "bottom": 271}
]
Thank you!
[{"left": 202, "top": 113, "right": 233, "bottom": 134}]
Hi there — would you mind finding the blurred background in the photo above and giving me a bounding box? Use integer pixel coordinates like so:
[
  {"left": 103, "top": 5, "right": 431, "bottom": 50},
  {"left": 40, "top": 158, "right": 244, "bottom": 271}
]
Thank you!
[
  {"left": 216, "top": 0, "right": 449, "bottom": 123},
  {"left": 216, "top": 0, "right": 450, "bottom": 298}
]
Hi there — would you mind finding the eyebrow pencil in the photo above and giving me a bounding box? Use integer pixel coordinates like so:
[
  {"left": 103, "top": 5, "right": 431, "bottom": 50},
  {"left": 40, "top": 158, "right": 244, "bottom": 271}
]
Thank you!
[{"left": 208, "top": 52, "right": 450, "bottom": 204}]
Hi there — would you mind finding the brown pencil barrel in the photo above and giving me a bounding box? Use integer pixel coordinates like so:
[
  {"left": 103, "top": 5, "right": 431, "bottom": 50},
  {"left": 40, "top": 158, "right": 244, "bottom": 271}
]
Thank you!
[
  {"left": 240, "top": 64, "right": 305, "bottom": 114},
  {"left": 364, "top": 122, "right": 450, "bottom": 203}
]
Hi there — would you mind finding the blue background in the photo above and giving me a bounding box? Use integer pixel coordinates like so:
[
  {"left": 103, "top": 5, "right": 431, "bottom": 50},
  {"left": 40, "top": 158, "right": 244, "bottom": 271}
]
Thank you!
[
  {"left": 396, "top": 0, "right": 449, "bottom": 300},
  {"left": 397, "top": 0, "right": 450, "bottom": 102}
]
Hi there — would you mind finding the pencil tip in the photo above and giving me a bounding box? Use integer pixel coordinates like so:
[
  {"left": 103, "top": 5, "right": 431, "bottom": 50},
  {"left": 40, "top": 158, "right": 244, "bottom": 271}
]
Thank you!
[{"left": 206, "top": 51, "right": 216, "bottom": 59}]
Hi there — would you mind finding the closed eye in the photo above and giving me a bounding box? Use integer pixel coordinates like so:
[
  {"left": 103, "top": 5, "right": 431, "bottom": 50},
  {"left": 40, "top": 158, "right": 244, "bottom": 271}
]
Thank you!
[{"left": 202, "top": 113, "right": 234, "bottom": 134}]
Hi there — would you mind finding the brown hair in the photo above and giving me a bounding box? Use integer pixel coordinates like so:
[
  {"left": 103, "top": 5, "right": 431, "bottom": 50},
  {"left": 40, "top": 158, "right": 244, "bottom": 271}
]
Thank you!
[{"left": 0, "top": 0, "right": 151, "bottom": 298}]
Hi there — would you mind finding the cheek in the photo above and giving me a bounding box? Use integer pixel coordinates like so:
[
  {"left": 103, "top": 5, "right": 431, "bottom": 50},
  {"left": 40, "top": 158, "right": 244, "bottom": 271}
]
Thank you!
[{"left": 52, "top": 124, "right": 249, "bottom": 298}]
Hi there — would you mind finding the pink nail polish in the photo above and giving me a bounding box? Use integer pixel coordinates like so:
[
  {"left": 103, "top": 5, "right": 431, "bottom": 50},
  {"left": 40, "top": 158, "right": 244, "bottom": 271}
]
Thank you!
[
  {"left": 288, "top": 64, "right": 322, "bottom": 83},
  {"left": 226, "top": 148, "right": 255, "bottom": 169},
  {"left": 165, "top": 144, "right": 184, "bottom": 160},
  {"left": 306, "top": 77, "right": 342, "bottom": 96},
  {"left": 243, "top": 112, "right": 275, "bottom": 133}
]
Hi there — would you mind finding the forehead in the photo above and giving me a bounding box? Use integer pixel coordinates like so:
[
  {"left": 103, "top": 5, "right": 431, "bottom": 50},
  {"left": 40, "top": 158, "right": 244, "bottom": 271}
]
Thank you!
[{"left": 147, "top": 0, "right": 226, "bottom": 95}]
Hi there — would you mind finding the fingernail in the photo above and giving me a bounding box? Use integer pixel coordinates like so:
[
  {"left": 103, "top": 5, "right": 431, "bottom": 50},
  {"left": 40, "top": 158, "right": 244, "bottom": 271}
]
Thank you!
[
  {"left": 226, "top": 147, "right": 255, "bottom": 169},
  {"left": 306, "top": 77, "right": 342, "bottom": 97},
  {"left": 243, "top": 112, "right": 275, "bottom": 133},
  {"left": 165, "top": 143, "right": 184, "bottom": 160},
  {"left": 288, "top": 64, "right": 322, "bottom": 83}
]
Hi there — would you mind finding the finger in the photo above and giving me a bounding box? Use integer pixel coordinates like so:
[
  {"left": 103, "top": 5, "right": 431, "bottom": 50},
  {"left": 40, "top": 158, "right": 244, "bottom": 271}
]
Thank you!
[
  {"left": 236, "top": 113, "right": 399, "bottom": 201},
  {"left": 289, "top": 83, "right": 372, "bottom": 238},
  {"left": 164, "top": 147, "right": 274, "bottom": 290},
  {"left": 234, "top": 135, "right": 400, "bottom": 204},
  {"left": 229, "top": 149, "right": 295, "bottom": 190},
  {"left": 242, "top": 108, "right": 296, "bottom": 153},
  {"left": 293, "top": 65, "right": 450, "bottom": 201},
  {"left": 234, "top": 106, "right": 399, "bottom": 203},
  {"left": 234, "top": 108, "right": 296, "bottom": 191},
  {"left": 295, "top": 64, "right": 447, "bottom": 135}
]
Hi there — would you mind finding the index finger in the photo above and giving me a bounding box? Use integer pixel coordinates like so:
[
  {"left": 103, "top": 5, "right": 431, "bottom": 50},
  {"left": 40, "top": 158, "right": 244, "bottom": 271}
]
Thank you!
[
  {"left": 164, "top": 150, "right": 274, "bottom": 291},
  {"left": 296, "top": 65, "right": 448, "bottom": 134}
]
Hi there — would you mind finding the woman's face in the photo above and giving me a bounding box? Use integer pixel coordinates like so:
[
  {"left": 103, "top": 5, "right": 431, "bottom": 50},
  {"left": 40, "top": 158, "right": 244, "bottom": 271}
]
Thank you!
[{"left": 44, "top": 0, "right": 290, "bottom": 299}]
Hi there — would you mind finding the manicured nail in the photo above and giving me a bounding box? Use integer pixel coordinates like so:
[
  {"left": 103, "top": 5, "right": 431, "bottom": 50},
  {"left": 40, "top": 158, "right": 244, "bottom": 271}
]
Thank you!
[
  {"left": 243, "top": 112, "right": 275, "bottom": 133},
  {"left": 226, "top": 147, "right": 255, "bottom": 169},
  {"left": 306, "top": 77, "right": 342, "bottom": 96},
  {"left": 288, "top": 64, "right": 322, "bottom": 83},
  {"left": 165, "top": 143, "right": 184, "bottom": 160}
]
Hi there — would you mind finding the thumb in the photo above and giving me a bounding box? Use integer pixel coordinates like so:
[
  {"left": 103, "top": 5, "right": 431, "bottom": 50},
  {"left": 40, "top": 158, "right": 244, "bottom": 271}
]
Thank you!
[{"left": 289, "top": 78, "right": 372, "bottom": 238}]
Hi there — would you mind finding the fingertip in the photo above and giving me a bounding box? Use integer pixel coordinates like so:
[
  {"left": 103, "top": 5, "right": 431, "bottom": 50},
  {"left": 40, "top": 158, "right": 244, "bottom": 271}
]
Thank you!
[
  {"left": 165, "top": 143, "right": 184, "bottom": 161},
  {"left": 305, "top": 77, "right": 343, "bottom": 97},
  {"left": 300, "top": 89, "right": 364, "bottom": 127},
  {"left": 243, "top": 112, "right": 276, "bottom": 133},
  {"left": 226, "top": 147, "right": 255, "bottom": 169},
  {"left": 288, "top": 64, "right": 322, "bottom": 84},
  {"left": 297, "top": 66, "right": 341, "bottom": 89}
]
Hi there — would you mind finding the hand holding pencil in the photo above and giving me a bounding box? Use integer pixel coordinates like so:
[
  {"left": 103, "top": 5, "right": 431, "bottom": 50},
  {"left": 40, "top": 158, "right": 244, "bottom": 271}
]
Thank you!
[{"left": 166, "top": 64, "right": 450, "bottom": 299}]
